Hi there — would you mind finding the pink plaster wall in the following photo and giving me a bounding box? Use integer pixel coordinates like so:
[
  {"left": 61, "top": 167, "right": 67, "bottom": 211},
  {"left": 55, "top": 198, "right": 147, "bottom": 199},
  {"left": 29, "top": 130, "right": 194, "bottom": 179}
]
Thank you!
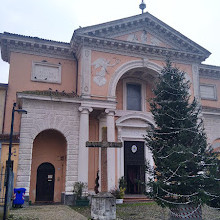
[{"left": 4, "top": 52, "right": 76, "bottom": 134}]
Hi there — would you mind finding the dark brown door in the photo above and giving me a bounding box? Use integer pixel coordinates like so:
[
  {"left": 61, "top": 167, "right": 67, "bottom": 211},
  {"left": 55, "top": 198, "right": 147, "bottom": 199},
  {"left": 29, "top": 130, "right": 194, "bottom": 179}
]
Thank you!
[
  {"left": 124, "top": 141, "right": 145, "bottom": 194},
  {"left": 36, "top": 162, "right": 55, "bottom": 202}
]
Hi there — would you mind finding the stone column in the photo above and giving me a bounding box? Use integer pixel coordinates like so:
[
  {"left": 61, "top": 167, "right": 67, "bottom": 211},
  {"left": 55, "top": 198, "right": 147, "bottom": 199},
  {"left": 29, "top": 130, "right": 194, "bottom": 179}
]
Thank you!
[
  {"left": 78, "top": 106, "right": 93, "bottom": 183},
  {"left": 105, "top": 109, "right": 116, "bottom": 191}
]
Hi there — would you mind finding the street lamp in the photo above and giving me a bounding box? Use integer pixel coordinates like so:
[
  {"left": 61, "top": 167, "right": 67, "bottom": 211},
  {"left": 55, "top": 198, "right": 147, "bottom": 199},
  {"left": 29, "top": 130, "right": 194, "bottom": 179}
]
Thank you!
[{"left": 3, "top": 103, "right": 27, "bottom": 220}]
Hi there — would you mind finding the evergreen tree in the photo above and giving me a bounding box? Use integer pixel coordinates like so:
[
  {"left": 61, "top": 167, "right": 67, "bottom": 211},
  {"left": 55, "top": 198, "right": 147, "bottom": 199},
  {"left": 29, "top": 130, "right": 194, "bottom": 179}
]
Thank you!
[{"left": 146, "top": 60, "right": 220, "bottom": 208}]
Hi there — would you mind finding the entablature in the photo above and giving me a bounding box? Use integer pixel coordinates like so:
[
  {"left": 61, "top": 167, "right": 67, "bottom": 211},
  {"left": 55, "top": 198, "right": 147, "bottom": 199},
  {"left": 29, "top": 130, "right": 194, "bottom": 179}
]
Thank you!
[
  {"left": 199, "top": 64, "right": 220, "bottom": 80},
  {"left": 71, "top": 34, "right": 207, "bottom": 63},
  {"left": 0, "top": 32, "right": 74, "bottom": 63}
]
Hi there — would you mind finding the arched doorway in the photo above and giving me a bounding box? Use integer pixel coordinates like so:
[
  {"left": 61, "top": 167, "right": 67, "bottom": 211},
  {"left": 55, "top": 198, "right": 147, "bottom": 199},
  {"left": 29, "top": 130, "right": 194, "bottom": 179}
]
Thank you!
[
  {"left": 36, "top": 162, "right": 55, "bottom": 201},
  {"left": 29, "top": 129, "right": 67, "bottom": 203}
]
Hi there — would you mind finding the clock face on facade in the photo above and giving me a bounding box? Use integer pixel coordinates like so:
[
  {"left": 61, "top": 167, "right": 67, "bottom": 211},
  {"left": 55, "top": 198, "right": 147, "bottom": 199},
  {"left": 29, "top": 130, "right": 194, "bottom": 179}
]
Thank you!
[{"left": 131, "top": 145, "right": 138, "bottom": 153}]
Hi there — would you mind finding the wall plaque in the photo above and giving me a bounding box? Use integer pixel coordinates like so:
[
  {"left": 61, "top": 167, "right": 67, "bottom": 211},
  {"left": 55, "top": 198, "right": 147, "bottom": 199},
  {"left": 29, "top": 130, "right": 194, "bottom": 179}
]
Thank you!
[{"left": 31, "top": 62, "right": 61, "bottom": 84}]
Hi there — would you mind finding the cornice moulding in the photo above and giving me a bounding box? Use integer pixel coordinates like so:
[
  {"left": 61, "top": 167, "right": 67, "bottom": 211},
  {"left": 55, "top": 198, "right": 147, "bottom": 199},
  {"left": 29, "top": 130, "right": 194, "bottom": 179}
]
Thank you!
[
  {"left": 17, "top": 91, "right": 117, "bottom": 110},
  {"left": 73, "top": 12, "right": 210, "bottom": 57},
  {"left": 72, "top": 34, "right": 207, "bottom": 63},
  {"left": 17, "top": 92, "right": 81, "bottom": 104},
  {"left": 202, "top": 106, "right": 220, "bottom": 115},
  {"left": 0, "top": 32, "right": 74, "bottom": 62},
  {"left": 80, "top": 98, "right": 117, "bottom": 110},
  {"left": 199, "top": 64, "right": 220, "bottom": 80}
]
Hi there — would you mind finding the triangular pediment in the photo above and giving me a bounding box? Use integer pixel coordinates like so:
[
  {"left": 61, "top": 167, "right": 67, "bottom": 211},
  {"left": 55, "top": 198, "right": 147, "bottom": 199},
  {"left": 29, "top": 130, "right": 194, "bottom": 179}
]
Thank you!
[
  {"left": 73, "top": 12, "right": 210, "bottom": 57},
  {"left": 114, "top": 30, "right": 172, "bottom": 49}
]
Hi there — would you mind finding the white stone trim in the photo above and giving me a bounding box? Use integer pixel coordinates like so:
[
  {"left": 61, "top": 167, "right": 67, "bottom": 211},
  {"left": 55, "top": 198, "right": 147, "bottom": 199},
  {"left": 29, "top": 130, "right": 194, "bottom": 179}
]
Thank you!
[
  {"left": 105, "top": 109, "right": 116, "bottom": 190},
  {"left": 200, "top": 84, "right": 217, "bottom": 101},
  {"left": 123, "top": 78, "right": 146, "bottom": 112},
  {"left": 81, "top": 99, "right": 116, "bottom": 110},
  {"left": 202, "top": 111, "right": 220, "bottom": 116},
  {"left": 108, "top": 59, "right": 162, "bottom": 100},
  {"left": 78, "top": 106, "right": 93, "bottom": 184},
  {"left": 192, "top": 64, "right": 200, "bottom": 101},
  {"left": 17, "top": 93, "right": 116, "bottom": 110},
  {"left": 17, "top": 92, "right": 81, "bottom": 104},
  {"left": 17, "top": 99, "right": 80, "bottom": 196},
  {"left": 115, "top": 112, "right": 154, "bottom": 179},
  {"left": 116, "top": 112, "right": 155, "bottom": 127},
  {"left": 203, "top": 114, "right": 220, "bottom": 145},
  {"left": 81, "top": 49, "right": 91, "bottom": 98},
  {"left": 31, "top": 61, "right": 61, "bottom": 84}
]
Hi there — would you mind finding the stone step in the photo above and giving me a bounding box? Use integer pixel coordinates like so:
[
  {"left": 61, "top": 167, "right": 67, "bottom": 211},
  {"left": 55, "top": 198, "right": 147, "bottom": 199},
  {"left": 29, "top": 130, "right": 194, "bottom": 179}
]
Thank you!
[{"left": 123, "top": 196, "right": 153, "bottom": 203}]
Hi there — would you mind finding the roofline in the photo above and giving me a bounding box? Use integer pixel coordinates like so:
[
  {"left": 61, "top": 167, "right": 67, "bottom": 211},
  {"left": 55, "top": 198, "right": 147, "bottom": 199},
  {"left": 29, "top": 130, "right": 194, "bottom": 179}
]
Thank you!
[
  {"left": 1, "top": 32, "right": 69, "bottom": 46},
  {"left": 0, "top": 83, "right": 8, "bottom": 89},
  {"left": 0, "top": 32, "right": 74, "bottom": 62},
  {"left": 71, "top": 33, "right": 209, "bottom": 63},
  {"left": 73, "top": 12, "right": 211, "bottom": 57},
  {"left": 199, "top": 64, "right": 220, "bottom": 79}
]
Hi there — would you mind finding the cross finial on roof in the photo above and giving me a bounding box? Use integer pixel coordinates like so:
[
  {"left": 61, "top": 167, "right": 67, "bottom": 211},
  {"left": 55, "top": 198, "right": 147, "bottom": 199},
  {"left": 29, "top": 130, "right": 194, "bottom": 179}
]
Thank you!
[{"left": 139, "top": 0, "right": 146, "bottom": 14}]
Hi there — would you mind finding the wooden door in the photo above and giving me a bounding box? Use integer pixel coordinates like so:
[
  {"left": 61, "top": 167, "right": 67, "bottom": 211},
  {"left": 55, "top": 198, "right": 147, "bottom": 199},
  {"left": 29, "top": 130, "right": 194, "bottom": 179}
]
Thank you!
[
  {"left": 124, "top": 141, "right": 145, "bottom": 194},
  {"left": 36, "top": 162, "right": 55, "bottom": 202}
]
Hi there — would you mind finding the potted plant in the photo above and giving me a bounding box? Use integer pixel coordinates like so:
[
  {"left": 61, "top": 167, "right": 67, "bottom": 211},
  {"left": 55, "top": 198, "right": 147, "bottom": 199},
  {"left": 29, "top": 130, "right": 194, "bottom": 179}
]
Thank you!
[
  {"left": 111, "top": 177, "right": 126, "bottom": 204},
  {"left": 73, "top": 181, "right": 89, "bottom": 206},
  {"left": 110, "top": 187, "right": 125, "bottom": 204}
]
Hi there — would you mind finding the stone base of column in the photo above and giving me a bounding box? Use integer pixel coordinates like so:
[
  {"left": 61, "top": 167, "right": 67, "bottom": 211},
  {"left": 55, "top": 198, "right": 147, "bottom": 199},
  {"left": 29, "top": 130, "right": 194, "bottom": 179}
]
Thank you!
[{"left": 61, "top": 193, "right": 76, "bottom": 205}]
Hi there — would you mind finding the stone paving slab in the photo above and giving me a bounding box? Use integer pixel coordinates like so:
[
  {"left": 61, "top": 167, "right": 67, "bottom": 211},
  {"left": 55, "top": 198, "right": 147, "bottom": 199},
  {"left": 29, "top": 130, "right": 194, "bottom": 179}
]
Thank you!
[{"left": 9, "top": 205, "right": 87, "bottom": 220}]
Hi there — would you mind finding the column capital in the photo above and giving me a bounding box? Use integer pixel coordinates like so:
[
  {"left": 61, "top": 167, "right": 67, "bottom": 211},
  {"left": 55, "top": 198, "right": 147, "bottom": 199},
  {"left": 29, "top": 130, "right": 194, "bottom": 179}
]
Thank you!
[
  {"left": 79, "top": 106, "right": 93, "bottom": 113},
  {"left": 105, "top": 109, "right": 116, "bottom": 115}
]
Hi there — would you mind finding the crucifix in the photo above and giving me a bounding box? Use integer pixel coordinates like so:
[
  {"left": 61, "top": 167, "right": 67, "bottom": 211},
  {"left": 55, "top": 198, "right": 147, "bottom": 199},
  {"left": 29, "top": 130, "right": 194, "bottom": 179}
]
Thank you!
[{"left": 86, "top": 127, "right": 122, "bottom": 192}]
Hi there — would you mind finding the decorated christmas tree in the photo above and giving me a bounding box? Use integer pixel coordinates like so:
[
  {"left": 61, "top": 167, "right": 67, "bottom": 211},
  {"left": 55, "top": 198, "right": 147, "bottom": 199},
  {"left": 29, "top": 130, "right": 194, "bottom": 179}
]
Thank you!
[{"left": 146, "top": 60, "right": 220, "bottom": 211}]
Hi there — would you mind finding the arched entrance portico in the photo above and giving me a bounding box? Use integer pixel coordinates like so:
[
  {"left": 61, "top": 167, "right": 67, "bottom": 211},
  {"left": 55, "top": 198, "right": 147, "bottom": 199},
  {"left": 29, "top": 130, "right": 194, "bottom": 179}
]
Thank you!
[
  {"left": 114, "top": 63, "right": 158, "bottom": 193},
  {"left": 30, "top": 129, "right": 67, "bottom": 203}
]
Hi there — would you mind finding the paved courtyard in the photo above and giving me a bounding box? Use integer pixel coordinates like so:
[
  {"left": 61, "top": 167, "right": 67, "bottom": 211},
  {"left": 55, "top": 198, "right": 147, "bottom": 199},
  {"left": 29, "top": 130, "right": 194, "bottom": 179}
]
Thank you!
[{"left": 9, "top": 205, "right": 87, "bottom": 220}]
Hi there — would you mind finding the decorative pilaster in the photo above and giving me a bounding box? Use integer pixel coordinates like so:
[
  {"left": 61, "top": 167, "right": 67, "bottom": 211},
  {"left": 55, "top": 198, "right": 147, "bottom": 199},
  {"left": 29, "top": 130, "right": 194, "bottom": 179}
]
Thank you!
[
  {"left": 81, "top": 49, "right": 91, "bottom": 98},
  {"left": 105, "top": 109, "right": 116, "bottom": 190},
  {"left": 78, "top": 106, "right": 93, "bottom": 183},
  {"left": 192, "top": 64, "right": 200, "bottom": 101}
]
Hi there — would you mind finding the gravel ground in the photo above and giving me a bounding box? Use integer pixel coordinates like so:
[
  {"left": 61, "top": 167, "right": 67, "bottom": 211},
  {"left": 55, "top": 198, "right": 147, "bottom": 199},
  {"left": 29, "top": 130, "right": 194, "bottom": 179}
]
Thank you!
[
  {"left": 73, "top": 202, "right": 220, "bottom": 220},
  {"left": 8, "top": 203, "right": 220, "bottom": 220},
  {"left": 9, "top": 205, "right": 87, "bottom": 220}
]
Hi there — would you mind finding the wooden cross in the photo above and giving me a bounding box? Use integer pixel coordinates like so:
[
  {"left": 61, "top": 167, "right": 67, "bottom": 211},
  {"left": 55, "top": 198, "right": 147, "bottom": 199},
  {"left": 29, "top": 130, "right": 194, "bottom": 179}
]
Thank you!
[{"left": 86, "top": 127, "right": 122, "bottom": 192}]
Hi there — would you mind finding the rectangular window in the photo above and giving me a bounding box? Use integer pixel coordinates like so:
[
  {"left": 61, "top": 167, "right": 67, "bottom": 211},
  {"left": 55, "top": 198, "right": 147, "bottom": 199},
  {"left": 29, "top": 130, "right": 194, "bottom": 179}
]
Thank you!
[
  {"left": 200, "top": 84, "right": 217, "bottom": 100},
  {"left": 127, "top": 83, "right": 141, "bottom": 111}
]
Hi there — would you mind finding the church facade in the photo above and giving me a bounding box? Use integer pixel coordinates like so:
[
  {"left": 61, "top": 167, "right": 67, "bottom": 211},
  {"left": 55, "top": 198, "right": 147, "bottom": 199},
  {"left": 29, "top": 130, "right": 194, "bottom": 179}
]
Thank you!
[{"left": 0, "top": 12, "right": 220, "bottom": 204}]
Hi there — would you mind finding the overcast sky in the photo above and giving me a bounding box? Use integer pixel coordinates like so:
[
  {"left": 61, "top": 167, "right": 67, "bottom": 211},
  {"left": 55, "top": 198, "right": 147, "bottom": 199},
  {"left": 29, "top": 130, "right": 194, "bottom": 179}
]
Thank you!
[{"left": 0, "top": 0, "right": 220, "bottom": 83}]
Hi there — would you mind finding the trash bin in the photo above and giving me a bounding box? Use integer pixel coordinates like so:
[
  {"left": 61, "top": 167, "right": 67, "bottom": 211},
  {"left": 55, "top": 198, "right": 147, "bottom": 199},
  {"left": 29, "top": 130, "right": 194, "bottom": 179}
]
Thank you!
[{"left": 13, "top": 188, "right": 26, "bottom": 207}]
